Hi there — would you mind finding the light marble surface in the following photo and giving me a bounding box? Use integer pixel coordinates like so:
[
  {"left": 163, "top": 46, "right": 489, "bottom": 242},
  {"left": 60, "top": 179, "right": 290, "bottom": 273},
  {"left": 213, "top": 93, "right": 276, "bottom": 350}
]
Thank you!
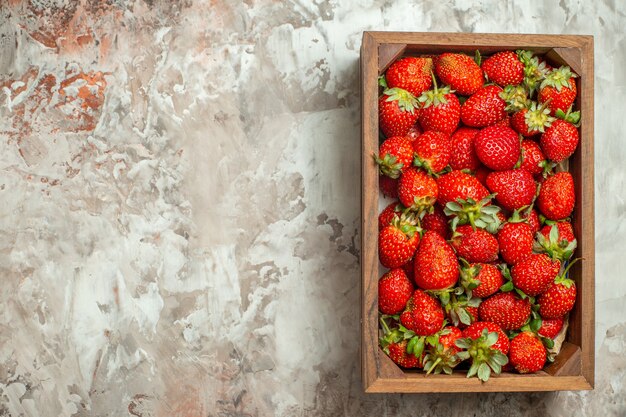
[{"left": 0, "top": 1, "right": 624, "bottom": 416}]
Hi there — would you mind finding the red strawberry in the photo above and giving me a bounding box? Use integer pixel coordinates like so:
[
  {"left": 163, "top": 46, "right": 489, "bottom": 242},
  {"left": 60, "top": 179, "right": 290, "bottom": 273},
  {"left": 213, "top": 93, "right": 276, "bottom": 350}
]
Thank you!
[
  {"left": 414, "top": 231, "right": 459, "bottom": 290},
  {"left": 449, "top": 127, "right": 480, "bottom": 171},
  {"left": 374, "top": 136, "right": 415, "bottom": 179},
  {"left": 537, "top": 172, "right": 575, "bottom": 220},
  {"left": 461, "top": 85, "right": 507, "bottom": 127},
  {"left": 478, "top": 292, "right": 531, "bottom": 330},
  {"left": 401, "top": 256, "right": 415, "bottom": 282},
  {"left": 498, "top": 219, "right": 534, "bottom": 265},
  {"left": 436, "top": 170, "right": 499, "bottom": 231},
  {"left": 378, "top": 269, "right": 414, "bottom": 314},
  {"left": 509, "top": 332, "right": 547, "bottom": 373},
  {"left": 386, "top": 57, "right": 434, "bottom": 97},
  {"left": 451, "top": 225, "right": 499, "bottom": 263},
  {"left": 398, "top": 167, "right": 438, "bottom": 212},
  {"left": 540, "top": 119, "right": 579, "bottom": 162},
  {"left": 379, "top": 88, "right": 420, "bottom": 138},
  {"left": 474, "top": 125, "right": 521, "bottom": 171},
  {"left": 406, "top": 123, "right": 423, "bottom": 142},
  {"left": 387, "top": 339, "right": 424, "bottom": 368},
  {"left": 485, "top": 169, "right": 536, "bottom": 211},
  {"left": 379, "top": 201, "right": 403, "bottom": 231},
  {"left": 538, "top": 261, "right": 578, "bottom": 319},
  {"left": 538, "top": 67, "right": 578, "bottom": 115},
  {"left": 379, "top": 175, "right": 399, "bottom": 198},
  {"left": 456, "top": 322, "right": 510, "bottom": 381},
  {"left": 511, "top": 102, "right": 555, "bottom": 137},
  {"left": 511, "top": 253, "right": 561, "bottom": 296},
  {"left": 538, "top": 316, "right": 565, "bottom": 339},
  {"left": 400, "top": 289, "right": 445, "bottom": 336},
  {"left": 434, "top": 53, "right": 484, "bottom": 96},
  {"left": 519, "top": 139, "right": 546, "bottom": 175},
  {"left": 474, "top": 165, "right": 491, "bottom": 187},
  {"left": 481, "top": 51, "right": 524, "bottom": 86},
  {"left": 536, "top": 222, "right": 577, "bottom": 262},
  {"left": 522, "top": 208, "right": 541, "bottom": 233},
  {"left": 423, "top": 326, "right": 463, "bottom": 375},
  {"left": 459, "top": 261, "right": 504, "bottom": 298},
  {"left": 461, "top": 322, "right": 510, "bottom": 354},
  {"left": 421, "top": 205, "right": 449, "bottom": 239},
  {"left": 412, "top": 131, "right": 452, "bottom": 174},
  {"left": 417, "top": 81, "right": 461, "bottom": 134},
  {"left": 378, "top": 217, "right": 420, "bottom": 269}
]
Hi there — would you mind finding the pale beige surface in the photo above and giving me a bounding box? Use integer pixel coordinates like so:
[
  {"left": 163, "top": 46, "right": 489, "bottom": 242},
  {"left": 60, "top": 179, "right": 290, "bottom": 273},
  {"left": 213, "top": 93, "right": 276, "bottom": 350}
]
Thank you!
[{"left": 0, "top": 1, "right": 624, "bottom": 416}]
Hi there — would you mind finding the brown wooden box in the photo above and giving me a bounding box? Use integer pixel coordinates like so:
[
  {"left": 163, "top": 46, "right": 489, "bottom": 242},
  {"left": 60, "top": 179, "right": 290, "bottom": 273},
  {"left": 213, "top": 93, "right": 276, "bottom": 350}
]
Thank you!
[{"left": 360, "top": 32, "right": 594, "bottom": 393}]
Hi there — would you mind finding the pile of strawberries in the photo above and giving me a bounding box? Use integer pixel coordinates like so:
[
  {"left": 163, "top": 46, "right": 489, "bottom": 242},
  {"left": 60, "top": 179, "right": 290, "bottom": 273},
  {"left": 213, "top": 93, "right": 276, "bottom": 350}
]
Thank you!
[{"left": 376, "top": 50, "right": 581, "bottom": 381}]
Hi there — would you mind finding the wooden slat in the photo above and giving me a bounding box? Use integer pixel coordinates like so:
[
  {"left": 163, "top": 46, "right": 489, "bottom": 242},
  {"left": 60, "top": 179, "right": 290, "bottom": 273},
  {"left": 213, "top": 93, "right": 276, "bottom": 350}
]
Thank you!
[
  {"left": 544, "top": 342, "right": 582, "bottom": 376},
  {"left": 378, "top": 43, "right": 406, "bottom": 74}
]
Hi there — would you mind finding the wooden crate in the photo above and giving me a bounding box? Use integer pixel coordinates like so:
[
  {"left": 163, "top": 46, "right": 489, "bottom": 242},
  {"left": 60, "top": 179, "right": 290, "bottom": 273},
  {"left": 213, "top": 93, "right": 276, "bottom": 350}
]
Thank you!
[{"left": 360, "top": 32, "right": 594, "bottom": 393}]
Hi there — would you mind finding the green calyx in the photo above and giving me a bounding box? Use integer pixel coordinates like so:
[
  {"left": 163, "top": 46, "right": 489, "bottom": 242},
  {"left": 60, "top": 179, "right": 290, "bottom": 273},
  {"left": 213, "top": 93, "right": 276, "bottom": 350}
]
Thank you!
[
  {"left": 555, "top": 105, "right": 581, "bottom": 125},
  {"left": 373, "top": 153, "right": 404, "bottom": 179},
  {"left": 424, "top": 343, "right": 461, "bottom": 375},
  {"left": 517, "top": 50, "right": 549, "bottom": 97},
  {"left": 417, "top": 72, "right": 452, "bottom": 108},
  {"left": 540, "top": 66, "right": 578, "bottom": 92},
  {"left": 444, "top": 194, "right": 501, "bottom": 233},
  {"left": 458, "top": 258, "right": 482, "bottom": 298},
  {"left": 500, "top": 85, "right": 530, "bottom": 112},
  {"left": 445, "top": 293, "right": 481, "bottom": 327},
  {"left": 384, "top": 87, "right": 419, "bottom": 113},
  {"left": 455, "top": 329, "right": 509, "bottom": 382},
  {"left": 533, "top": 223, "right": 577, "bottom": 262},
  {"left": 554, "top": 258, "right": 581, "bottom": 287},
  {"left": 525, "top": 101, "right": 556, "bottom": 133}
]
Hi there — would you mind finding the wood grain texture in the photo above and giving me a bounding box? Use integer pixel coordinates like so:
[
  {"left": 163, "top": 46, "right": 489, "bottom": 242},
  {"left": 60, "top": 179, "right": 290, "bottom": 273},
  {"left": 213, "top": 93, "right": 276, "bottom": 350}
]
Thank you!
[{"left": 361, "top": 32, "right": 595, "bottom": 393}]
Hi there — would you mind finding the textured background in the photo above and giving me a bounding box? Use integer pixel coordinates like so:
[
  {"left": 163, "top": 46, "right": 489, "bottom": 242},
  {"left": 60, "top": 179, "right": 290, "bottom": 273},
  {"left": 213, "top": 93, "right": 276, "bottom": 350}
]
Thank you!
[{"left": 0, "top": 1, "right": 624, "bottom": 416}]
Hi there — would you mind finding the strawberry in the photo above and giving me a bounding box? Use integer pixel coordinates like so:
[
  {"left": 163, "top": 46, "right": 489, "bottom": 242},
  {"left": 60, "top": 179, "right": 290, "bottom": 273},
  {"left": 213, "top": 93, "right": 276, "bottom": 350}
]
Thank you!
[
  {"left": 374, "top": 136, "right": 415, "bottom": 179},
  {"left": 497, "top": 215, "right": 534, "bottom": 265},
  {"left": 417, "top": 78, "right": 461, "bottom": 134},
  {"left": 387, "top": 340, "right": 424, "bottom": 368},
  {"left": 436, "top": 170, "right": 500, "bottom": 232},
  {"left": 538, "top": 66, "right": 578, "bottom": 115},
  {"left": 401, "top": 256, "right": 415, "bottom": 282},
  {"left": 451, "top": 225, "right": 499, "bottom": 263},
  {"left": 474, "top": 125, "right": 521, "bottom": 171},
  {"left": 522, "top": 208, "right": 541, "bottom": 233},
  {"left": 511, "top": 101, "right": 555, "bottom": 137},
  {"left": 379, "top": 88, "right": 420, "bottom": 138},
  {"left": 494, "top": 115, "right": 511, "bottom": 128},
  {"left": 540, "top": 119, "right": 579, "bottom": 162},
  {"left": 481, "top": 51, "right": 524, "bottom": 87},
  {"left": 456, "top": 322, "right": 510, "bottom": 381},
  {"left": 537, "top": 261, "right": 578, "bottom": 319},
  {"left": 434, "top": 53, "right": 484, "bottom": 96},
  {"left": 459, "top": 260, "right": 504, "bottom": 298},
  {"left": 478, "top": 292, "right": 531, "bottom": 330},
  {"left": 485, "top": 169, "right": 536, "bottom": 211},
  {"left": 378, "top": 216, "right": 420, "bottom": 268},
  {"left": 378, "top": 201, "right": 403, "bottom": 231},
  {"left": 406, "top": 123, "right": 423, "bottom": 142},
  {"left": 511, "top": 253, "right": 560, "bottom": 296},
  {"left": 537, "top": 172, "right": 575, "bottom": 220},
  {"left": 385, "top": 57, "right": 434, "bottom": 97},
  {"left": 412, "top": 131, "right": 452, "bottom": 174},
  {"left": 519, "top": 139, "right": 546, "bottom": 175},
  {"left": 474, "top": 164, "right": 491, "bottom": 187},
  {"left": 538, "top": 316, "right": 565, "bottom": 339},
  {"left": 413, "top": 231, "right": 459, "bottom": 290},
  {"left": 508, "top": 332, "right": 547, "bottom": 373},
  {"left": 397, "top": 167, "right": 438, "bottom": 212},
  {"left": 460, "top": 85, "right": 507, "bottom": 127},
  {"left": 535, "top": 221, "right": 577, "bottom": 262},
  {"left": 423, "top": 326, "right": 463, "bottom": 375},
  {"left": 400, "top": 289, "right": 445, "bottom": 336},
  {"left": 378, "top": 269, "right": 414, "bottom": 314},
  {"left": 449, "top": 127, "right": 480, "bottom": 171},
  {"left": 379, "top": 175, "right": 399, "bottom": 198},
  {"left": 420, "top": 205, "right": 449, "bottom": 239}
]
